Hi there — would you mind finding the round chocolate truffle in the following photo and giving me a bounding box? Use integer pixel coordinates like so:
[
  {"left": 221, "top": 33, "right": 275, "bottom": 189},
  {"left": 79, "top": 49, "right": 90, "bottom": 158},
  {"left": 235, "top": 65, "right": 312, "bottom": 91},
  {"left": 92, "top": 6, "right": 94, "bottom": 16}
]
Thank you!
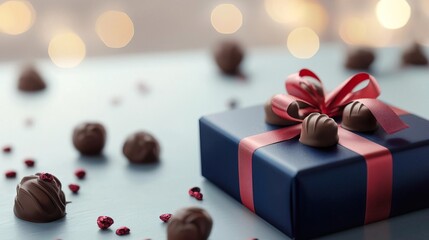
[
  {"left": 299, "top": 113, "right": 338, "bottom": 148},
  {"left": 345, "top": 48, "right": 375, "bottom": 70},
  {"left": 72, "top": 122, "right": 106, "bottom": 155},
  {"left": 167, "top": 207, "right": 213, "bottom": 240},
  {"left": 342, "top": 101, "right": 377, "bottom": 132},
  {"left": 402, "top": 43, "right": 428, "bottom": 66},
  {"left": 265, "top": 97, "right": 300, "bottom": 126},
  {"left": 214, "top": 40, "right": 244, "bottom": 75},
  {"left": 18, "top": 66, "right": 46, "bottom": 92},
  {"left": 123, "top": 131, "right": 160, "bottom": 164},
  {"left": 14, "top": 173, "right": 67, "bottom": 223}
]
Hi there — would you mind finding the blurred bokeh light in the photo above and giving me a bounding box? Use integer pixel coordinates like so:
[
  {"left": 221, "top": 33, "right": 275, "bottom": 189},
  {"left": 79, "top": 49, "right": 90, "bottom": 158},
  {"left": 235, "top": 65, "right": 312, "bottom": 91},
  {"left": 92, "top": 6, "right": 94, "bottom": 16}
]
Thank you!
[
  {"left": 376, "top": 0, "right": 411, "bottom": 30},
  {"left": 96, "top": 10, "right": 134, "bottom": 48},
  {"left": 0, "top": 0, "right": 35, "bottom": 35},
  {"left": 48, "top": 31, "right": 86, "bottom": 68},
  {"left": 211, "top": 4, "right": 243, "bottom": 34},
  {"left": 287, "top": 27, "right": 319, "bottom": 59},
  {"left": 339, "top": 17, "right": 367, "bottom": 46}
]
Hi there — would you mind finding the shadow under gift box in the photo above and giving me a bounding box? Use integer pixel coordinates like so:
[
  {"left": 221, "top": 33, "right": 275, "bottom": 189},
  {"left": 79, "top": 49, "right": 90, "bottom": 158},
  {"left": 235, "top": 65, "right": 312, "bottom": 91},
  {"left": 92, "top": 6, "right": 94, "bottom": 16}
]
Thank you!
[{"left": 199, "top": 105, "right": 429, "bottom": 240}]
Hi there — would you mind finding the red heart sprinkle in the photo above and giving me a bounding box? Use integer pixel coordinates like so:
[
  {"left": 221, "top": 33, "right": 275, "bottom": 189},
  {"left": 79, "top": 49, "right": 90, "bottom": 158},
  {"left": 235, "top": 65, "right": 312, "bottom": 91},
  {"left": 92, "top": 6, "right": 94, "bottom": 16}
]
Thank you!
[
  {"left": 97, "top": 216, "right": 114, "bottom": 229},
  {"left": 24, "top": 159, "right": 35, "bottom": 167},
  {"left": 5, "top": 170, "right": 16, "bottom": 178},
  {"left": 2, "top": 145, "right": 12, "bottom": 153},
  {"left": 39, "top": 172, "right": 54, "bottom": 182},
  {"left": 115, "top": 226, "right": 130, "bottom": 236},
  {"left": 159, "top": 213, "right": 172, "bottom": 222},
  {"left": 68, "top": 184, "right": 80, "bottom": 193},
  {"left": 74, "top": 168, "right": 86, "bottom": 179}
]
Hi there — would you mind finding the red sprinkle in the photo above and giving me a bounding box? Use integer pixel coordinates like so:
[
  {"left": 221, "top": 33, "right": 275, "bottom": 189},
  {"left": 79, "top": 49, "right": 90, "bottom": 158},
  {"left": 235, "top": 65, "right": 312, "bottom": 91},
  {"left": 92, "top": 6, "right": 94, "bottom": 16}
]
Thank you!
[
  {"left": 39, "top": 172, "right": 54, "bottom": 182},
  {"left": 68, "top": 184, "right": 80, "bottom": 193},
  {"left": 97, "top": 216, "right": 114, "bottom": 229},
  {"left": 188, "top": 186, "right": 201, "bottom": 196},
  {"left": 193, "top": 192, "right": 203, "bottom": 201},
  {"left": 159, "top": 213, "right": 172, "bottom": 223},
  {"left": 24, "top": 159, "right": 35, "bottom": 167},
  {"left": 5, "top": 170, "right": 16, "bottom": 178},
  {"left": 2, "top": 145, "right": 12, "bottom": 153},
  {"left": 74, "top": 168, "right": 86, "bottom": 179},
  {"left": 116, "top": 226, "right": 130, "bottom": 236}
]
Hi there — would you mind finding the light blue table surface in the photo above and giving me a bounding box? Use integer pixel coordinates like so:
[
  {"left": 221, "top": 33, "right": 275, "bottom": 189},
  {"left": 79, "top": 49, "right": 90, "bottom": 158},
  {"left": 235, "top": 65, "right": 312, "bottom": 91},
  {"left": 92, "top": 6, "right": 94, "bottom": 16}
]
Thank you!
[{"left": 0, "top": 44, "right": 428, "bottom": 240}]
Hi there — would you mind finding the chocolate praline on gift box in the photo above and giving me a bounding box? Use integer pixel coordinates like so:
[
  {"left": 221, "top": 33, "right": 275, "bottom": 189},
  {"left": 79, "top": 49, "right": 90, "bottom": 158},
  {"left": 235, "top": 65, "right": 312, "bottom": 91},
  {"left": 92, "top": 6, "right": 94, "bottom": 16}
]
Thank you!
[
  {"left": 342, "top": 101, "right": 377, "bottom": 132},
  {"left": 214, "top": 40, "right": 244, "bottom": 75},
  {"left": 123, "top": 131, "right": 160, "bottom": 164},
  {"left": 14, "top": 173, "right": 67, "bottom": 223},
  {"left": 401, "top": 43, "right": 428, "bottom": 66},
  {"left": 264, "top": 97, "right": 300, "bottom": 125},
  {"left": 72, "top": 122, "right": 106, "bottom": 155},
  {"left": 345, "top": 48, "right": 375, "bottom": 70},
  {"left": 167, "top": 207, "right": 213, "bottom": 240},
  {"left": 299, "top": 112, "right": 339, "bottom": 147},
  {"left": 18, "top": 66, "right": 46, "bottom": 92}
]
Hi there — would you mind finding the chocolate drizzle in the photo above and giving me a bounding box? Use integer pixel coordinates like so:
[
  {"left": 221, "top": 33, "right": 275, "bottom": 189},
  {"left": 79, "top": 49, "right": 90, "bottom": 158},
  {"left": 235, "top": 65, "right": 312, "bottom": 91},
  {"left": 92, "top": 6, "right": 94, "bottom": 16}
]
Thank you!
[
  {"left": 299, "top": 113, "right": 339, "bottom": 147},
  {"left": 14, "top": 173, "right": 67, "bottom": 223},
  {"left": 167, "top": 207, "right": 213, "bottom": 240}
]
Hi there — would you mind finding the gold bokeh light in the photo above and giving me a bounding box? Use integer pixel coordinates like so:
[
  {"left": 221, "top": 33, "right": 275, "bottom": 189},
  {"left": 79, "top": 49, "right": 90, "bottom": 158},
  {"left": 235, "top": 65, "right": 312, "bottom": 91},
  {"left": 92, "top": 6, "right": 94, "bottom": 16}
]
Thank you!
[
  {"left": 376, "top": 0, "right": 411, "bottom": 29},
  {"left": 287, "top": 27, "right": 320, "bottom": 59},
  {"left": 339, "top": 17, "right": 367, "bottom": 45},
  {"left": 96, "top": 11, "right": 134, "bottom": 48},
  {"left": 48, "top": 31, "right": 86, "bottom": 68},
  {"left": 211, "top": 4, "right": 243, "bottom": 34},
  {"left": 0, "top": 0, "right": 35, "bottom": 35}
]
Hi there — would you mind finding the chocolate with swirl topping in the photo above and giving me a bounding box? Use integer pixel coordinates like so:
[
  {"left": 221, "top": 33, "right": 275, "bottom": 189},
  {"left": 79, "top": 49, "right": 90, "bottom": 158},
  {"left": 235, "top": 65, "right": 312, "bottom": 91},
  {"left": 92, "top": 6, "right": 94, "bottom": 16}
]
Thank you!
[{"left": 14, "top": 173, "right": 67, "bottom": 223}]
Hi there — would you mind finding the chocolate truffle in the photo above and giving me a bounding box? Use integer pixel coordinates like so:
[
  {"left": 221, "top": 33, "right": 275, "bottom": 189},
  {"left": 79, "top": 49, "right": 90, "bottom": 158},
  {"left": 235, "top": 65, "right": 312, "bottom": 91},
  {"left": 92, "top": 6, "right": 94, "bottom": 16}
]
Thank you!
[
  {"left": 18, "top": 66, "right": 46, "bottom": 92},
  {"left": 14, "top": 173, "right": 67, "bottom": 223},
  {"left": 123, "top": 131, "right": 160, "bottom": 164},
  {"left": 342, "top": 101, "right": 377, "bottom": 132},
  {"left": 72, "top": 122, "right": 106, "bottom": 155},
  {"left": 299, "top": 113, "right": 338, "bottom": 147},
  {"left": 214, "top": 40, "right": 244, "bottom": 75},
  {"left": 265, "top": 97, "right": 300, "bottom": 125},
  {"left": 167, "top": 207, "right": 213, "bottom": 240},
  {"left": 345, "top": 48, "right": 375, "bottom": 70},
  {"left": 401, "top": 43, "right": 428, "bottom": 66}
]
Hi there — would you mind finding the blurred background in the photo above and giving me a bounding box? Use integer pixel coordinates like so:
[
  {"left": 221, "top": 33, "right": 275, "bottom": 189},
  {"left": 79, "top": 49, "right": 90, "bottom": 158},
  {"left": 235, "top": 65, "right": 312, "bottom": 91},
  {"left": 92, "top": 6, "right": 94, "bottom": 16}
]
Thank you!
[{"left": 0, "top": 0, "right": 427, "bottom": 67}]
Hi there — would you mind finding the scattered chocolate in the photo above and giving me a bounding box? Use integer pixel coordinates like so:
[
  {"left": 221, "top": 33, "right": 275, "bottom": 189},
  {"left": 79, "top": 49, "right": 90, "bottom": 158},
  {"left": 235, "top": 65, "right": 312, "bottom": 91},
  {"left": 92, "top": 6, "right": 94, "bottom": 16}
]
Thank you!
[
  {"left": 227, "top": 98, "right": 239, "bottom": 109},
  {"left": 167, "top": 207, "right": 213, "bottom": 240},
  {"left": 342, "top": 101, "right": 377, "bottom": 132},
  {"left": 265, "top": 96, "right": 300, "bottom": 126},
  {"left": 2, "top": 145, "right": 12, "bottom": 153},
  {"left": 24, "top": 159, "right": 35, "bottom": 167},
  {"left": 160, "top": 213, "right": 173, "bottom": 223},
  {"left": 17, "top": 66, "right": 46, "bottom": 92},
  {"left": 68, "top": 184, "right": 80, "bottom": 193},
  {"left": 74, "top": 168, "right": 86, "bottom": 179},
  {"left": 116, "top": 226, "right": 130, "bottom": 236},
  {"left": 24, "top": 117, "right": 34, "bottom": 127},
  {"left": 214, "top": 40, "right": 244, "bottom": 75},
  {"left": 97, "top": 216, "right": 114, "bottom": 229},
  {"left": 123, "top": 131, "right": 160, "bottom": 164},
  {"left": 110, "top": 97, "right": 122, "bottom": 106},
  {"left": 5, "top": 170, "right": 17, "bottom": 178},
  {"left": 345, "top": 48, "right": 375, "bottom": 70},
  {"left": 72, "top": 122, "right": 106, "bottom": 155},
  {"left": 14, "top": 173, "right": 67, "bottom": 222},
  {"left": 299, "top": 113, "right": 338, "bottom": 148},
  {"left": 402, "top": 43, "right": 428, "bottom": 66},
  {"left": 137, "top": 81, "right": 150, "bottom": 94}
]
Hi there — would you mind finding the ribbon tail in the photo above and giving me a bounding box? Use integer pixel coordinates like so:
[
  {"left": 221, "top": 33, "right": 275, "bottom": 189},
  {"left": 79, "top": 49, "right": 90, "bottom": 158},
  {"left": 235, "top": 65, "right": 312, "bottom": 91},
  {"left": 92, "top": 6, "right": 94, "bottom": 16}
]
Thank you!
[
  {"left": 358, "top": 99, "right": 409, "bottom": 134},
  {"left": 238, "top": 124, "right": 302, "bottom": 212}
]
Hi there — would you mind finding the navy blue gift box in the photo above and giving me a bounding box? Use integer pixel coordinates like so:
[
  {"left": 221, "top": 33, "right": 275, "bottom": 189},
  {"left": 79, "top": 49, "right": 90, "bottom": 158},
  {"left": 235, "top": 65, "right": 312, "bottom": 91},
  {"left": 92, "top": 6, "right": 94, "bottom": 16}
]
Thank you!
[{"left": 200, "top": 105, "right": 429, "bottom": 239}]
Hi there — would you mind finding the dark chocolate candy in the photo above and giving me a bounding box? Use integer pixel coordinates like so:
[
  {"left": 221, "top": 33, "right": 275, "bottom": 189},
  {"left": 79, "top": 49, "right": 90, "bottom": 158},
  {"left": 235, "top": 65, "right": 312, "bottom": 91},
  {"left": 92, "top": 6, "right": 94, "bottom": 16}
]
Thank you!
[
  {"left": 345, "top": 48, "right": 375, "bottom": 70},
  {"left": 167, "top": 207, "right": 213, "bottom": 240},
  {"left": 342, "top": 101, "right": 377, "bottom": 132},
  {"left": 299, "top": 113, "right": 338, "bottom": 147},
  {"left": 14, "top": 173, "right": 67, "bottom": 223},
  {"left": 402, "top": 43, "right": 428, "bottom": 66},
  {"left": 72, "top": 122, "right": 106, "bottom": 155},
  {"left": 214, "top": 40, "right": 244, "bottom": 75},
  {"left": 18, "top": 66, "right": 46, "bottom": 92},
  {"left": 264, "top": 96, "right": 300, "bottom": 125},
  {"left": 123, "top": 131, "right": 160, "bottom": 164}
]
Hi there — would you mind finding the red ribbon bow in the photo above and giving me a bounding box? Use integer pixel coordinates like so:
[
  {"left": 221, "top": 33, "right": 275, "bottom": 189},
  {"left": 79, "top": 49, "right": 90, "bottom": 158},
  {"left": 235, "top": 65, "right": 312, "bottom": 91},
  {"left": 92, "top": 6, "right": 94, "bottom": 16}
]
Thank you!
[{"left": 270, "top": 69, "right": 408, "bottom": 134}]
